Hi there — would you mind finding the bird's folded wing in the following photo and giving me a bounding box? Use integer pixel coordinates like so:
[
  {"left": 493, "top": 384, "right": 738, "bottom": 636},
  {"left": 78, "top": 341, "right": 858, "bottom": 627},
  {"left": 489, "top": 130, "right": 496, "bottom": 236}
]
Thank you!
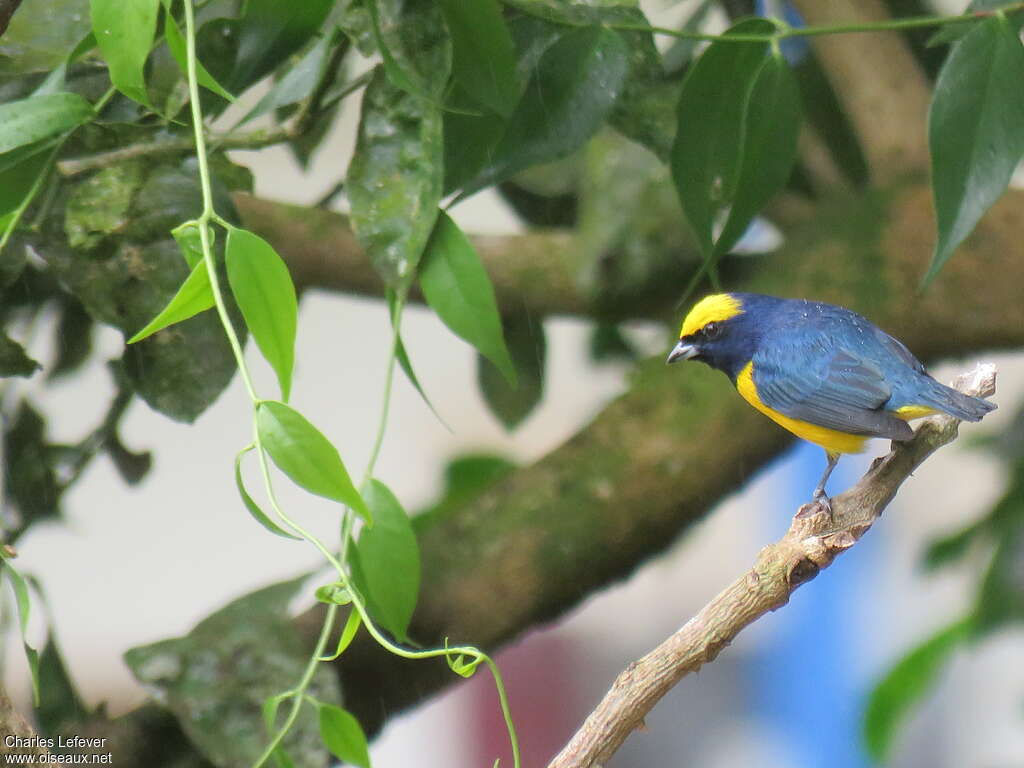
[{"left": 753, "top": 347, "right": 915, "bottom": 440}]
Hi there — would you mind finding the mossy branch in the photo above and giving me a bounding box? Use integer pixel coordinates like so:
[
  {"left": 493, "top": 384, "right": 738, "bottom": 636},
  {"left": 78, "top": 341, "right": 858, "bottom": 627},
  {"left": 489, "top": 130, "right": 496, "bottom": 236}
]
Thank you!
[{"left": 547, "top": 364, "right": 997, "bottom": 768}]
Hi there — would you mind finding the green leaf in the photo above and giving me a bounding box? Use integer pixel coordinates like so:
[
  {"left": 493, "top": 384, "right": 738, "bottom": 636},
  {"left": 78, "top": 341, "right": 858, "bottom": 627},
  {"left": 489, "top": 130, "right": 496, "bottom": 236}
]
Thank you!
[
  {"left": 367, "top": 0, "right": 452, "bottom": 100},
  {"left": 314, "top": 583, "right": 353, "bottom": 606},
  {"left": 234, "top": 29, "right": 336, "bottom": 128},
  {"left": 973, "top": 525, "right": 1024, "bottom": 633},
  {"left": 415, "top": 453, "right": 515, "bottom": 530},
  {"left": 386, "top": 288, "right": 444, "bottom": 424},
  {"left": 256, "top": 401, "right": 370, "bottom": 522},
  {"left": 347, "top": 66, "right": 443, "bottom": 288},
  {"left": 439, "top": 0, "right": 519, "bottom": 116},
  {"left": 712, "top": 51, "right": 801, "bottom": 259},
  {"left": 0, "top": 333, "right": 41, "bottom": 378},
  {"left": 127, "top": 260, "right": 215, "bottom": 344},
  {"left": 319, "top": 704, "right": 371, "bottom": 768},
  {"left": 171, "top": 223, "right": 205, "bottom": 268},
  {"left": 125, "top": 576, "right": 340, "bottom": 768},
  {"left": 91, "top": 0, "right": 159, "bottom": 107},
  {"left": 1, "top": 557, "right": 41, "bottom": 705},
  {"left": 0, "top": 0, "right": 91, "bottom": 77},
  {"left": 228, "top": 0, "right": 333, "bottom": 94},
  {"left": 36, "top": 634, "right": 89, "bottom": 735},
  {"left": 444, "top": 640, "right": 483, "bottom": 678},
  {"left": 234, "top": 446, "right": 301, "bottom": 540},
  {"left": 0, "top": 92, "right": 93, "bottom": 154},
  {"left": 927, "top": 1, "right": 1021, "bottom": 47},
  {"left": 226, "top": 227, "right": 297, "bottom": 401},
  {"left": 320, "top": 608, "right": 362, "bottom": 661},
  {"left": 164, "top": 9, "right": 234, "bottom": 102},
  {"left": 460, "top": 25, "right": 630, "bottom": 195},
  {"left": 671, "top": 18, "right": 776, "bottom": 266},
  {"left": 863, "top": 617, "right": 972, "bottom": 762},
  {"left": 926, "top": 16, "right": 1024, "bottom": 284},
  {"left": 418, "top": 211, "right": 515, "bottom": 385},
  {"left": 478, "top": 313, "right": 545, "bottom": 430},
  {"left": 350, "top": 480, "right": 420, "bottom": 642},
  {"left": 923, "top": 518, "right": 986, "bottom": 570}
]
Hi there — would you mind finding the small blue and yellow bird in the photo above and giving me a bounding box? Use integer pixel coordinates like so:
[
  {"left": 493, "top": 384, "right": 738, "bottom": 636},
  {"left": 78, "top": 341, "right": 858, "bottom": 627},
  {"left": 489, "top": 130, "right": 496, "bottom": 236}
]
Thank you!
[{"left": 667, "top": 293, "right": 996, "bottom": 506}]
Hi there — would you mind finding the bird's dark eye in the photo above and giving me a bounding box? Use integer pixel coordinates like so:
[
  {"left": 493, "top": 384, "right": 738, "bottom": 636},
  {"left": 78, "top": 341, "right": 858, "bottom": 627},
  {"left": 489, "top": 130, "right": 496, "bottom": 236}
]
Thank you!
[{"left": 704, "top": 322, "right": 721, "bottom": 340}]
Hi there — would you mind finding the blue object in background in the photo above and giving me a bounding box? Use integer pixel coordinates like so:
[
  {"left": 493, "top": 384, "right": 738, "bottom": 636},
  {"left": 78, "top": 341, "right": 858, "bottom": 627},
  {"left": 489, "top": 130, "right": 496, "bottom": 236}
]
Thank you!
[
  {"left": 748, "top": 441, "right": 879, "bottom": 768},
  {"left": 755, "top": 0, "right": 810, "bottom": 64}
]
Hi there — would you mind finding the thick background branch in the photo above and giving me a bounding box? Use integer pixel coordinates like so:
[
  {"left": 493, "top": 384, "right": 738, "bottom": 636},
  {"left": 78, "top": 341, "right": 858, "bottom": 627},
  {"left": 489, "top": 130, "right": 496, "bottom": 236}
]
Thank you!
[
  {"left": 546, "top": 365, "right": 996, "bottom": 768},
  {"left": 270, "top": 182, "right": 1024, "bottom": 733},
  {"left": 791, "top": 0, "right": 931, "bottom": 180}
]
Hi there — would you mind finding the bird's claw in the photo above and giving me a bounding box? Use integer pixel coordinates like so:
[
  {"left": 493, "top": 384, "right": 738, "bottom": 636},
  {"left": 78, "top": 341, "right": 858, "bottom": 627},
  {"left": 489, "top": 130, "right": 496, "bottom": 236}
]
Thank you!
[{"left": 811, "top": 489, "right": 832, "bottom": 515}]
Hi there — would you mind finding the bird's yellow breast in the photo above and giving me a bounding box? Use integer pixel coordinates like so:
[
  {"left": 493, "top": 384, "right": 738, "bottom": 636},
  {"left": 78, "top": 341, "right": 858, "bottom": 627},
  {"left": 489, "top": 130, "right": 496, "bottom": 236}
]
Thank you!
[{"left": 735, "top": 362, "right": 868, "bottom": 455}]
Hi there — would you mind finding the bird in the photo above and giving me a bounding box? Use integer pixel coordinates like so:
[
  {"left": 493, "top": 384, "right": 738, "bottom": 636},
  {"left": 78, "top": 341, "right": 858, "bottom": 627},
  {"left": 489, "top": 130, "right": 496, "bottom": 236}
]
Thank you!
[{"left": 666, "top": 292, "right": 996, "bottom": 508}]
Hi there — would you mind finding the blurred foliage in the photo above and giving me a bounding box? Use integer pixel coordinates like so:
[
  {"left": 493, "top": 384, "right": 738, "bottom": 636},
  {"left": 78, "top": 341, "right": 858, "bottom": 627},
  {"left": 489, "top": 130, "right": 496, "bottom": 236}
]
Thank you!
[
  {"left": 865, "top": 398, "right": 1024, "bottom": 761},
  {"left": 124, "top": 577, "right": 339, "bottom": 768},
  {"left": 0, "top": 0, "right": 1023, "bottom": 763}
]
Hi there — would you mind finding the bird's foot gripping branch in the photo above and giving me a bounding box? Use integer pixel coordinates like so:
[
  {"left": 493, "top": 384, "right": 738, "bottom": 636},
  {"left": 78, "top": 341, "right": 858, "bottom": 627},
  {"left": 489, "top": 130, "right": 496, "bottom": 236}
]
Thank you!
[{"left": 546, "top": 363, "right": 997, "bottom": 768}]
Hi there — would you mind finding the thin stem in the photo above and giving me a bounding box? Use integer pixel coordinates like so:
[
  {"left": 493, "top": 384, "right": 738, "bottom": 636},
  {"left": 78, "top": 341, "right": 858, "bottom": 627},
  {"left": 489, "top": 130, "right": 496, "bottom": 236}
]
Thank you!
[
  {"left": 605, "top": 3, "right": 1022, "bottom": 43},
  {"left": 182, "top": 0, "right": 258, "bottom": 404},
  {"left": 340, "top": 289, "right": 405, "bottom": 561},
  {"left": 251, "top": 604, "right": 339, "bottom": 768},
  {"left": 56, "top": 129, "right": 289, "bottom": 177}
]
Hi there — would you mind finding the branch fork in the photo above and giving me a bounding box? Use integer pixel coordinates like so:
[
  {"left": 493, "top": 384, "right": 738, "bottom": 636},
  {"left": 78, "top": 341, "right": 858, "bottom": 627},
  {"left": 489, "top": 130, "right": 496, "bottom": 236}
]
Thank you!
[{"left": 547, "top": 363, "right": 997, "bottom": 768}]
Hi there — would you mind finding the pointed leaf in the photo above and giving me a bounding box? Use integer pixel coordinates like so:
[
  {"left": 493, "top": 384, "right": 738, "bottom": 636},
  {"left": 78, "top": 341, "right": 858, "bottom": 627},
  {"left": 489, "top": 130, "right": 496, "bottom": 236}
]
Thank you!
[
  {"left": 1, "top": 558, "right": 40, "bottom": 705},
  {"left": 256, "top": 401, "right": 370, "bottom": 522},
  {"left": 171, "top": 223, "right": 205, "bottom": 268},
  {"left": 91, "top": 0, "right": 159, "bottom": 107},
  {"left": 347, "top": 67, "right": 443, "bottom": 288},
  {"left": 671, "top": 18, "right": 775, "bottom": 259},
  {"left": 386, "top": 288, "right": 444, "bottom": 424},
  {"left": 234, "top": 446, "right": 301, "bottom": 540},
  {"left": 226, "top": 227, "right": 297, "bottom": 401},
  {"left": 926, "top": 16, "right": 1024, "bottom": 284},
  {"left": 228, "top": 0, "right": 332, "bottom": 94},
  {"left": 0, "top": 332, "right": 41, "bottom": 377},
  {"left": 366, "top": 0, "right": 452, "bottom": 101},
  {"left": 234, "top": 30, "right": 335, "bottom": 127},
  {"left": 713, "top": 51, "right": 801, "bottom": 257},
  {"left": 127, "top": 260, "right": 215, "bottom": 343},
  {"left": 864, "top": 617, "right": 972, "bottom": 762},
  {"left": 164, "top": 9, "right": 234, "bottom": 102},
  {"left": 0, "top": 92, "right": 92, "bottom": 153},
  {"left": 36, "top": 634, "right": 88, "bottom": 734},
  {"left": 320, "top": 609, "right": 362, "bottom": 661},
  {"left": 460, "top": 25, "right": 630, "bottom": 195},
  {"left": 439, "top": 0, "right": 519, "bottom": 116},
  {"left": 478, "top": 313, "right": 545, "bottom": 430},
  {"left": 419, "top": 211, "right": 515, "bottom": 385},
  {"left": 350, "top": 480, "right": 420, "bottom": 641},
  {"left": 319, "top": 704, "right": 371, "bottom": 768}
]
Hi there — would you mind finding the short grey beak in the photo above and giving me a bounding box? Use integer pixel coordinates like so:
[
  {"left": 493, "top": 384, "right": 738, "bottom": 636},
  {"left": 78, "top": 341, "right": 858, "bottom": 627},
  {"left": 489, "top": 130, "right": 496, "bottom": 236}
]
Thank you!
[{"left": 666, "top": 341, "right": 699, "bottom": 364}]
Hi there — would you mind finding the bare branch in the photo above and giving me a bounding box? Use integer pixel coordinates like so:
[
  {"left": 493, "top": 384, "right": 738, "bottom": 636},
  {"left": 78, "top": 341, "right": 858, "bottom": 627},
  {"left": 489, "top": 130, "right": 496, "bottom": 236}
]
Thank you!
[{"left": 546, "top": 365, "right": 997, "bottom": 768}]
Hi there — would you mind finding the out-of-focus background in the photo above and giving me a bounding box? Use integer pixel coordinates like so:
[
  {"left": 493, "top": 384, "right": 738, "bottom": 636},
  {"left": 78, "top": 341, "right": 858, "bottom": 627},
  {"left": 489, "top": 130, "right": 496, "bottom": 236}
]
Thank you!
[{"left": 4, "top": 0, "right": 1024, "bottom": 766}]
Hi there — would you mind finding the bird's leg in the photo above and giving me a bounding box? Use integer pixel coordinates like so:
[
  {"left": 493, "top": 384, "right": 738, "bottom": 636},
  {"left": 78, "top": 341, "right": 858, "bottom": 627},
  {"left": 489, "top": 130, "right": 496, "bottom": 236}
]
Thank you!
[{"left": 811, "top": 451, "right": 840, "bottom": 512}]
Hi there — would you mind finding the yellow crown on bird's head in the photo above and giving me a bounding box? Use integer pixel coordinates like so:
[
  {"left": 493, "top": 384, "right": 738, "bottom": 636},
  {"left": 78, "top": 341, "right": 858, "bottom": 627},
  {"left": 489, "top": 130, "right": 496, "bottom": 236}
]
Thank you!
[{"left": 679, "top": 294, "right": 745, "bottom": 338}]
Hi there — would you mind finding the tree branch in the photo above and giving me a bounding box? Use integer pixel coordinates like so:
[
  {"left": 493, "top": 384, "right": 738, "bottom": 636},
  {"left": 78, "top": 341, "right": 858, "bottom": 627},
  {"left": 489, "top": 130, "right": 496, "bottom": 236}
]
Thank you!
[
  {"left": 547, "top": 364, "right": 997, "bottom": 768},
  {"left": 322, "top": 181, "right": 1024, "bottom": 734},
  {"left": 0, "top": 688, "right": 52, "bottom": 759},
  {"left": 791, "top": 0, "right": 931, "bottom": 181}
]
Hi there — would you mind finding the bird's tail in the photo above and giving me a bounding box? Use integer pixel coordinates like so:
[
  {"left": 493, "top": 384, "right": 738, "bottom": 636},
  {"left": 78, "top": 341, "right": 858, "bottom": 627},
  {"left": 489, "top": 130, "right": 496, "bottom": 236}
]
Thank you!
[{"left": 921, "top": 378, "right": 996, "bottom": 422}]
